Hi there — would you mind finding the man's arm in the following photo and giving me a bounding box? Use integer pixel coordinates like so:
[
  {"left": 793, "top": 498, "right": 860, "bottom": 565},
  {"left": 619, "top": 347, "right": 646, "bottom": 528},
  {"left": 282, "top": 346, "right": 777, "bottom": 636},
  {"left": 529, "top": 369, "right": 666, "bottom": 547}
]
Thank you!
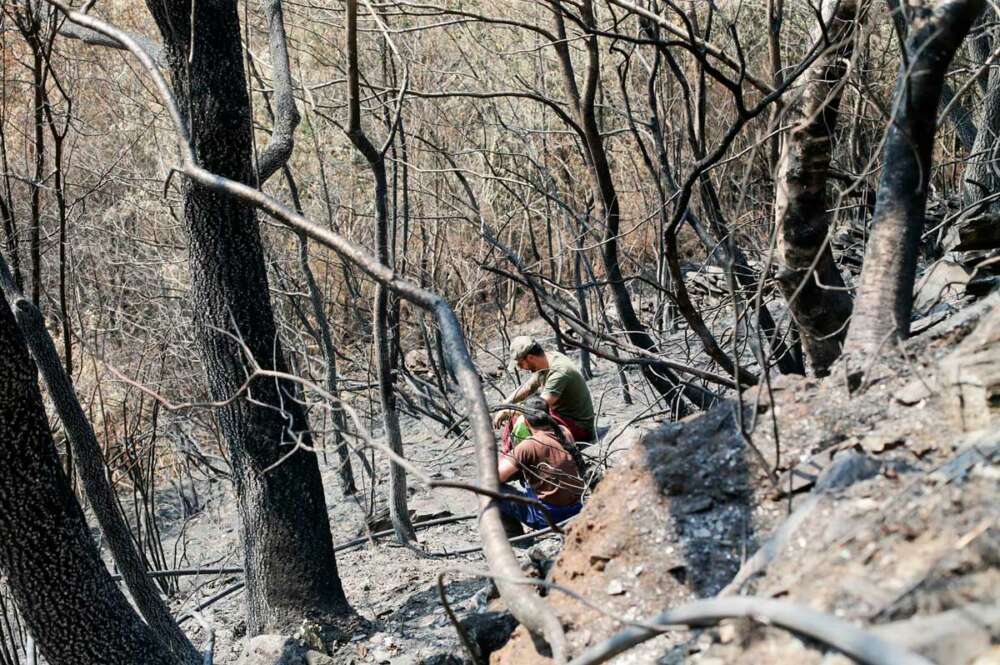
[
  {"left": 493, "top": 372, "right": 543, "bottom": 427},
  {"left": 506, "top": 371, "right": 543, "bottom": 404},
  {"left": 498, "top": 455, "right": 520, "bottom": 484}
]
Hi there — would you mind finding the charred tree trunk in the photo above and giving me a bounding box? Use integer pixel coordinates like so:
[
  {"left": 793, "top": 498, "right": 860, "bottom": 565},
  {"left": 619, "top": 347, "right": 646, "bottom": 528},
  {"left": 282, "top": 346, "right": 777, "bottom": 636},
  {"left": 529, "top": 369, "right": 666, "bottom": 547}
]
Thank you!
[
  {"left": 774, "top": 0, "right": 858, "bottom": 376},
  {"left": 297, "top": 231, "right": 358, "bottom": 497},
  {"left": 28, "top": 27, "right": 44, "bottom": 308},
  {"left": 0, "top": 259, "right": 199, "bottom": 663},
  {"left": 345, "top": 0, "right": 415, "bottom": 544},
  {"left": 145, "top": 0, "right": 353, "bottom": 634},
  {"left": 846, "top": 0, "right": 984, "bottom": 356},
  {"left": 553, "top": 0, "right": 715, "bottom": 414},
  {"left": 0, "top": 290, "right": 178, "bottom": 665},
  {"left": 889, "top": 0, "right": 979, "bottom": 151},
  {"left": 962, "top": 9, "right": 1000, "bottom": 211}
]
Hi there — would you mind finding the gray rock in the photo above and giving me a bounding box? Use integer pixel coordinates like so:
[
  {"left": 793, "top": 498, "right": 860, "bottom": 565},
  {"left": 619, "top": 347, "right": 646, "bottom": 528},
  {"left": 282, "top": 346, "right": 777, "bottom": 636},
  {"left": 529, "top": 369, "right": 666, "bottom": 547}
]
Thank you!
[
  {"left": 938, "top": 301, "right": 1000, "bottom": 431},
  {"left": 815, "top": 451, "right": 881, "bottom": 493},
  {"left": 419, "top": 656, "right": 463, "bottom": 665},
  {"left": 913, "top": 259, "right": 969, "bottom": 314},
  {"left": 236, "top": 635, "right": 308, "bottom": 665},
  {"left": 894, "top": 378, "right": 935, "bottom": 405},
  {"left": 404, "top": 349, "right": 432, "bottom": 374},
  {"left": 304, "top": 651, "right": 335, "bottom": 665},
  {"left": 871, "top": 602, "right": 1000, "bottom": 665}
]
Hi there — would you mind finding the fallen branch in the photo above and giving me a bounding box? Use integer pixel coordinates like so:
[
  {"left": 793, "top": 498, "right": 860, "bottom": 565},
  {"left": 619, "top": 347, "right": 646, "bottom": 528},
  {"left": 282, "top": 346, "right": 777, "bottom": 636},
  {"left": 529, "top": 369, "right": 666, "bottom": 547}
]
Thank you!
[
  {"left": 566, "top": 596, "right": 934, "bottom": 665},
  {"left": 112, "top": 512, "right": 480, "bottom": 582}
]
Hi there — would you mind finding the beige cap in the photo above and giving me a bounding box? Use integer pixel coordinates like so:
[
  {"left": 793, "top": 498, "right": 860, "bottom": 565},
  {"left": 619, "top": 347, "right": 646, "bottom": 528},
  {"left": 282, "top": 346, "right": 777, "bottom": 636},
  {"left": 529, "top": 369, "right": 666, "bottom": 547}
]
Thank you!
[{"left": 509, "top": 335, "right": 540, "bottom": 368}]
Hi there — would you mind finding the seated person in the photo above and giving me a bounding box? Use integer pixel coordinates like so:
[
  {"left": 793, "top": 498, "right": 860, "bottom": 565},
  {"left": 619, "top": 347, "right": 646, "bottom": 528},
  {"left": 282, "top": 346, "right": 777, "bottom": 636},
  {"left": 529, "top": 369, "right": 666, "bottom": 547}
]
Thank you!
[
  {"left": 496, "top": 411, "right": 532, "bottom": 457},
  {"left": 497, "top": 398, "right": 585, "bottom": 534},
  {"left": 493, "top": 336, "right": 596, "bottom": 451}
]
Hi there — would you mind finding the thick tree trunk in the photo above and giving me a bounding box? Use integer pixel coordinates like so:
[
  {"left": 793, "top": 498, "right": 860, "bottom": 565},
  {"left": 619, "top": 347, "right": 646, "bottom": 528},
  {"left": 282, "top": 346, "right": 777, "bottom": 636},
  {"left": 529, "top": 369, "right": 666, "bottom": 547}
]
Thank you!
[
  {"left": 145, "top": 0, "right": 352, "bottom": 634},
  {"left": 774, "top": 0, "right": 857, "bottom": 376},
  {"left": 846, "top": 0, "right": 984, "bottom": 356},
  {"left": 0, "top": 262, "right": 199, "bottom": 664},
  {"left": 962, "top": 10, "right": 1000, "bottom": 211},
  {"left": 0, "top": 291, "right": 178, "bottom": 665}
]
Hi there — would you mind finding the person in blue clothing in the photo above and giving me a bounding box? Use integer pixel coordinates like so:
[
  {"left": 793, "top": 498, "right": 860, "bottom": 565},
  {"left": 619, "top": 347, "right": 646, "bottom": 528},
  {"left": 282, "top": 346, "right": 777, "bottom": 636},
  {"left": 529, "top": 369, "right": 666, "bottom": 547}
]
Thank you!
[{"left": 496, "top": 398, "right": 585, "bottom": 535}]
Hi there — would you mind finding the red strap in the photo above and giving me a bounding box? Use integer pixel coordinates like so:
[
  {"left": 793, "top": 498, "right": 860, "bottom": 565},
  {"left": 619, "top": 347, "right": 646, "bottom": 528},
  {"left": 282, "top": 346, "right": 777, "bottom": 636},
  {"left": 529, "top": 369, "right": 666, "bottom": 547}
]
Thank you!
[
  {"left": 547, "top": 410, "right": 589, "bottom": 442},
  {"left": 500, "top": 418, "right": 514, "bottom": 456}
]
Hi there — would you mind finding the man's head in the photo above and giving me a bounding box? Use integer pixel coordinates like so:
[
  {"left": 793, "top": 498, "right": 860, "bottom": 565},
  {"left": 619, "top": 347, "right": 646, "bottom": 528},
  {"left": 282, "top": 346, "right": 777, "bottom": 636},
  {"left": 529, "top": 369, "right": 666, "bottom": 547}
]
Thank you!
[{"left": 509, "top": 335, "right": 547, "bottom": 371}]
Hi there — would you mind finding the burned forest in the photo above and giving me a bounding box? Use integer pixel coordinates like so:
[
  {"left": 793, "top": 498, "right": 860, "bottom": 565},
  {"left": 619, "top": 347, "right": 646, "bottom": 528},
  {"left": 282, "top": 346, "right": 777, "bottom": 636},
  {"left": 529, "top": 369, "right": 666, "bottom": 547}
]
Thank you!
[{"left": 0, "top": 0, "right": 997, "bottom": 663}]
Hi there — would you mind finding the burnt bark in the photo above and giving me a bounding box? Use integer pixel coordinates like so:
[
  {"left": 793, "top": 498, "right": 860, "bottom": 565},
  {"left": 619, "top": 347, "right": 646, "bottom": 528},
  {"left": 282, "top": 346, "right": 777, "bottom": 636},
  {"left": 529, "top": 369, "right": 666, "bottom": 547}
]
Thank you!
[
  {"left": 962, "top": 9, "right": 1000, "bottom": 211},
  {"left": 345, "top": 0, "right": 415, "bottom": 544},
  {"left": 255, "top": 0, "right": 300, "bottom": 185},
  {"left": 846, "top": 0, "right": 984, "bottom": 356},
  {"left": 774, "top": 0, "right": 857, "bottom": 376},
  {"left": 292, "top": 190, "right": 357, "bottom": 497},
  {"left": 0, "top": 290, "right": 178, "bottom": 665},
  {"left": 889, "top": 0, "right": 979, "bottom": 150},
  {"left": 553, "top": 0, "right": 715, "bottom": 414},
  {"left": 0, "top": 259, "right": 199, "bottom": 664},
  {"left": 0, "top": 101, "right": 21, "bottom": 293},
  {"left": 145, "top": 0, "right": 353, "bottom": 634}
]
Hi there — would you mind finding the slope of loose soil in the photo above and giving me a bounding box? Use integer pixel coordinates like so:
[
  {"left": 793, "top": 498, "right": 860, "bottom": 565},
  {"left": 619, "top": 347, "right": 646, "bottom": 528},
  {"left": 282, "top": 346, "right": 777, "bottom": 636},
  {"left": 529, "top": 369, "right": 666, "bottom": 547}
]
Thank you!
[{"left": 104, "top": 296, "right": 1000, "bottom": 665}]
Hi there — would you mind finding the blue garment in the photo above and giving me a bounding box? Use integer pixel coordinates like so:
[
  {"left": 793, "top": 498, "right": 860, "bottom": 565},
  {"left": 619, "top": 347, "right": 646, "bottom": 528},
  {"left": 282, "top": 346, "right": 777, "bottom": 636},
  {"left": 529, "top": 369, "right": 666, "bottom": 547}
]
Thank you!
[{"left": 498, "top": 483, "right": 581, "bottom": 530}]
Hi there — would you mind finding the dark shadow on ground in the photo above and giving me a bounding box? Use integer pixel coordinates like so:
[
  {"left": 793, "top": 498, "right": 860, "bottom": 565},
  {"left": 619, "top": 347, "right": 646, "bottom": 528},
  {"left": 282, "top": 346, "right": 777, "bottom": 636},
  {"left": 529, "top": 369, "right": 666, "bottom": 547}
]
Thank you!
[
  {"left": 387, "top": 577, "right": 483, "bottom": 630},
  {"left": 639, "top": 400, "right": 756, "bottom": 596}
]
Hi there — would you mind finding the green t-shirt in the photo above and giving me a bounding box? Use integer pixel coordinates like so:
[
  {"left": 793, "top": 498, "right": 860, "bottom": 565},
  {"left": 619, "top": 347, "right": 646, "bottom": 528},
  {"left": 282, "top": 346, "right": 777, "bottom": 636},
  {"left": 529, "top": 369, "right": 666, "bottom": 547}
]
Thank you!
[
  {"left": 537, "top": 352, "right": 595, "bottom": 437},
  {"left": 512, "top": 415, "right": 531, "bottom": 444}
]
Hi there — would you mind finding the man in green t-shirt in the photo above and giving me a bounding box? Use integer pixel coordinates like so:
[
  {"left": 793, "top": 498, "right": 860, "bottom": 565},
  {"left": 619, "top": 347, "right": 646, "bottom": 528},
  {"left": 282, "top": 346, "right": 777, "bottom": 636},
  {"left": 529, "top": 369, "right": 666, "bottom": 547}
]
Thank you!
[{"left": 493, "top": 336, "right": 596, "bottom": 445}]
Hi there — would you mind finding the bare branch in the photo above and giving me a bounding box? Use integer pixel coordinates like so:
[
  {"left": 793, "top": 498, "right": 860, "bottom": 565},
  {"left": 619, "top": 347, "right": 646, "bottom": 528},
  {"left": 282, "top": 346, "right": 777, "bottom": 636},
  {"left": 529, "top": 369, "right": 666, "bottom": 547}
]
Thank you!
[{"left": 255, "top": 0, "right": 300, "bottom": 184}]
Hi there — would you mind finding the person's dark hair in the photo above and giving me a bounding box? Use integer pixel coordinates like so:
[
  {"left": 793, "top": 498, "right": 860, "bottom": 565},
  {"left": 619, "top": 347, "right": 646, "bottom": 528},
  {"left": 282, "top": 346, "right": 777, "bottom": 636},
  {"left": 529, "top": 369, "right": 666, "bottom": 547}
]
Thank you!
[
  {"left": 519, "top": 341, "right": 544, "bottom": 359},
  {"left": 523, "top": 397, "right": 554, "bottom": 430},
  {"left": 522, "top": 397, "right": 588, "bottom": 479}
]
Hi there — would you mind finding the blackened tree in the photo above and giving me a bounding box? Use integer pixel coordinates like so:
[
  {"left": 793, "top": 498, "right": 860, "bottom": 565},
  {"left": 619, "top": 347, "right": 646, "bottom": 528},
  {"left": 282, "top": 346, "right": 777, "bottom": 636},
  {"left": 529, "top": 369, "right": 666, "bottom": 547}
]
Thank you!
[
  {"left": 144, "top": 0, "right": 354, "bottom": 634},
  {"left": 0, "top": 290, "right": 178, "bottom": 665}
]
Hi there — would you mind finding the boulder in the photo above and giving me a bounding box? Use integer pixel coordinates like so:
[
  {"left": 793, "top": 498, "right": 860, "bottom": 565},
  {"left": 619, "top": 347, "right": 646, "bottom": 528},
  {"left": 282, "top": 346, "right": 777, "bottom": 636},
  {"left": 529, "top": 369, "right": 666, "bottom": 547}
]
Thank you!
[
  {"left": 943, "top": 212, "right": 1000, "bottom": 252},
  {"left": 404, "top": 349, "right": 432, "bottom": 375},
  {"left": 235, "top": 635, "right": 338, "bottom": 665},
  {"left": 938, "top": 301, "right": 1000, "bottom": 431}
]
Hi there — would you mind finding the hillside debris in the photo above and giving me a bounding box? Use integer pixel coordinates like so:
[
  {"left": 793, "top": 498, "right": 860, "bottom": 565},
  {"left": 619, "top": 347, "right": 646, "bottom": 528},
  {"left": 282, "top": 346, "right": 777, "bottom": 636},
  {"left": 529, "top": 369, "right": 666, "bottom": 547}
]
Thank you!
[{"left": 493, "top": 298, "right": 1000, "bottom": 664}]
